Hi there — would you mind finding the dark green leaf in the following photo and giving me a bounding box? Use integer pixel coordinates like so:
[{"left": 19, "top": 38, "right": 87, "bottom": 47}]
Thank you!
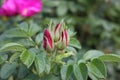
[
  {"left": 23, "top": 74, "right": 39, "bottom": 80},
  {"left": 0, "top": 63, "right": 18, "bottom": 79},
  {"left": 19, "top": 22, "right": 29, "bottom": 32},
  {"left": 78, "top": 63, "right": 88, "bottom": 80},
  {"left": 0, "top": 56, "right": 5, "bottom": 64},
  {"left": 17, "top": 65, "right": 29, "bottom": 79}
]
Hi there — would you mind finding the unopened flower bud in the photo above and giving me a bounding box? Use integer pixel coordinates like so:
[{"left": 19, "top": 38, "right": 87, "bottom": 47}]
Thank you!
[
  {"left": 43, "top": 29, "right": 54, "bottom": 53},
  {"left": 62, "top": 29, "right": 69, "bottom": 46},
  {"left": 56, "top": 29, "right": 69, "bottom": 50},
  {"left": 54, "top": 24, "right": 63, "bottom": 42}
]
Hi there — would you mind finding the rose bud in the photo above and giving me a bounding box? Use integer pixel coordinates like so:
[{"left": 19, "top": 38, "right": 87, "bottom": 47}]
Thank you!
[
  {"left": 43, "top": 29, "right": 54, "bottom": 53},
  {"left": 0, "top": 0, "right": 17, "bottom": 16},
  {"left": 56, "top": 29, "right": 69, "bottom": 50},
  {"left": 54, "top": 24, "right": 63, "bottom": 42},
  {"left": 16, "top": 0, "right": 42, "bottom": 17},
  {"left": 62, "top": 29, "right": 69, "bottom": 46}
]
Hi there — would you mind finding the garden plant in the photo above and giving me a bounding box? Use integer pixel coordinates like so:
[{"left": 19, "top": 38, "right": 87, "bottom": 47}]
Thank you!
[{"left": 0, "top": 0, "right": 120, "bottom": 80}]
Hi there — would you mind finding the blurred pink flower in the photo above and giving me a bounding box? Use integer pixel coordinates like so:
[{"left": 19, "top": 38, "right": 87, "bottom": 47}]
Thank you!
[
  {"left": 0, "top": 0, "right": 17, "bottom": 16},
  {"left": 16, "top": 0, "right": 42, "bottom": 17},
  {"left": 0, "top": 0, "right": 42, "bottom": 17}
]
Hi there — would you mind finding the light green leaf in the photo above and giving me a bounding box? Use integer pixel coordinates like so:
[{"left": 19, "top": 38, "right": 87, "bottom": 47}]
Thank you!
[
  {"left": 55, "top": 51, "right": 74, "bottom": 64},
  {"left": 35, "top": 53, "right": 46, "bottom": 74},
  {"left": 19, "top": 21, "right": 40, "bottom": 37},
  {"left": 61, "top": 64, "right": 73, "bottom": 80},
  {"left": 4, "top": 28, "right": 28, "bottom": 38},
  {"left": 17, "top": 39, "right": 35, "bottom": 47},
  {"left": 61, "top": 65, "right": 68, "bottom": 80},
  {"left": 28, "top": 22, "right": 41, "bottom": 36},
  {"left": 9, "top": 52, "right": 21, "bottom": 62},
  {"left": 66, "top": 46, "right": 77, "bottom": 53},
  {"left": 73, "top": 64, "right": 82, "bottom": 80},
  {"left": 83, "top": 50, "right": 104, "bottom": 61},
  {"left": 69, "top": 38, "right": 81, "bottom": 49},
  {"left": 0, "top": 63, "right": 18, "bottom": 79},
  {"left": 99, "top": 54, "right": 120, "bottom": 62},
  {"left": 20, "top": 50, "right": 35, "bottom": 68},
  {"left": 88, "top": 72, "right": 99, "bottom": 80},
  {"left": 0, "top": 43, "right": 26, "bottom": 52},
  {"left": 87, "top": 58, "right": 107, "bottom": 79},
  {"left": 45, "top": 57, "right": 51, "bottom": 74},
  {"left": 35, "top": 33, "right": 43, "bottom": 44}
]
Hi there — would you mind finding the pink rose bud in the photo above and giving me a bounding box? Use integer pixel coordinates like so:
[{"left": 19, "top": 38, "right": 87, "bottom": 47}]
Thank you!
[
  {"left": 54, "top": 24, "right": 63, "bottom": 42},
  {"left": 43, "top": 29, "right": 54, "bottom": 53},
  {"left": 56, "top": 29, "right": 69, "bottom": 50},
  {"left": 16, "top": 0, "right": 42, "bottom": 17},
  {"left": 0, "top": 0, "right": 17, "bottom": 16},
  {"left": 62, "top": 29, "right": 69, "bottom": 46}
]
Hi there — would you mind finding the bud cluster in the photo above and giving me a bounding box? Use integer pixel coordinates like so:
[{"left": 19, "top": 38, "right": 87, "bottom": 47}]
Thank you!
[{"left": 43, "top": 22, "right": 69, "bottom": 53}]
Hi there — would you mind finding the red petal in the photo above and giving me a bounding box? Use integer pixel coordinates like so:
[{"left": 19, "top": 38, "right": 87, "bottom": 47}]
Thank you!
[
  {"left": 43, "top": 29, "right": 53, "bottom": 49},
  {"left": 64, "top": 29, "right": 68, "bottom": 45}
]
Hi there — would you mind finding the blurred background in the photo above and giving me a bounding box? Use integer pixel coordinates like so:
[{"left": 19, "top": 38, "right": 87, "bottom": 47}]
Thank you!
[{"left": 0, "top": 0, "right": 120, "bottom": 80}]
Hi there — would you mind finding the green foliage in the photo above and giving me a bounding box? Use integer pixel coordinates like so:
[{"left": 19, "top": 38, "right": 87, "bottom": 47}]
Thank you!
[
  {"left": 0, "top": 62, "right": 18, "bottom": 79},
  {"left": 0, "top": 0, "right": 120, "bottom": 80},
  {"left": 0, "top": 43, "right": 26, "bottom": 52},
  {"left": 87, "top": 58, "right": 107, "bottom": 79},
  {"left": 20, "top": 50, "right": 36, "bottom": 68},
  {"left": 99, "top": 54, "right": 120, "bottom": 62},
  {"left": 83, "top": 50, "right": 104, "bottom": 60},
  {"left": 69, "top": 38, "right": 81, "bottom": 49},
  {"left": 35, "top": 53, "right": 46, "bottom": 74}
]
